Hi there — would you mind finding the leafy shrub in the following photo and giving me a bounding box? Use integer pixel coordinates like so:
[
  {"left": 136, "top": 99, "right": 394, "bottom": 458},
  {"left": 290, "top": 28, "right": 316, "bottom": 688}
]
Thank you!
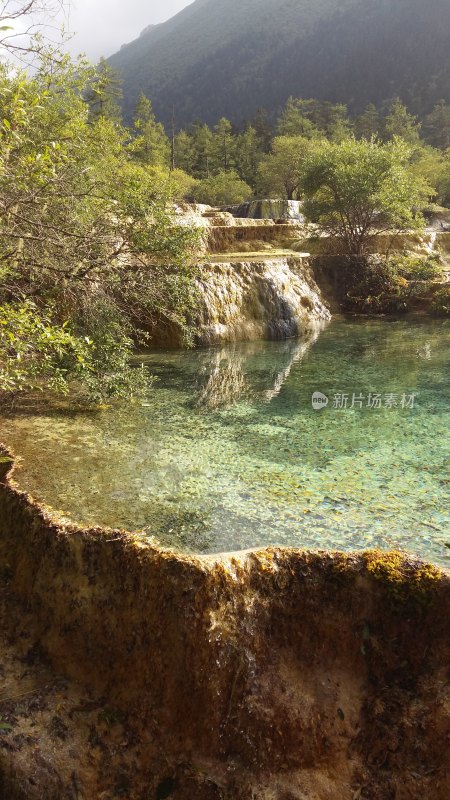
[
  {"left": 431, "top": 287, "right": 450, "bottom": 316},
  {"left": 194, "top": 170, "right": 251, "bottom": 206},
  {"left": 342, "top": 255, "right": 409, "bottom": 312},
  {"left": 0, "top": 302, "right": 93, "bottom": 397},
  {"left": 389, "top": 253, "right": 443, "bottom": 281},
  {"left": 146, "top": 166, "right": 198, "bottom": 200}
]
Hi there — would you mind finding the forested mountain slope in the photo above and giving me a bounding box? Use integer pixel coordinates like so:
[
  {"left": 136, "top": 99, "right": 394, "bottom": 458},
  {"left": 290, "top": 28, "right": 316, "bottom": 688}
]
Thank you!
[{"left": 109, "top": 0, "right": 450, "bottom": 127}]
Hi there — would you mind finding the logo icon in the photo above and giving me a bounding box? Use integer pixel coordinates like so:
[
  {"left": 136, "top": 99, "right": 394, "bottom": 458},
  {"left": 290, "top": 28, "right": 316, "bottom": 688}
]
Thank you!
[{"left": 312, "top": 391, "right": 329, "bottom": 410}]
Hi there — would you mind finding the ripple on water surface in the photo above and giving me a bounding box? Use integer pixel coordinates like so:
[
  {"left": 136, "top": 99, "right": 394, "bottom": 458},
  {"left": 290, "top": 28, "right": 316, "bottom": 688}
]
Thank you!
[{"left": 1, "top": 318, "right": 449, "bottom": 566}]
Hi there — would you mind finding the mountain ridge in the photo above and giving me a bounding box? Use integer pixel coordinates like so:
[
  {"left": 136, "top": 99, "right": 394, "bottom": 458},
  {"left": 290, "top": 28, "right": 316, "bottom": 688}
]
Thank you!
[{"left": 109, "top": 0, "right": 450, "bottom": 128}]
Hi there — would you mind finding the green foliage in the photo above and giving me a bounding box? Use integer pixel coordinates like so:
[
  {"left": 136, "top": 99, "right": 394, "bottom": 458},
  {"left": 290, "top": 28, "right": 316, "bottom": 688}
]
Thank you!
[
  {"left": 150, "top": 95, "right": 449, "bottom": 207},
  {"left": 0, "top": 302, "right": 92, "bottom": 396},
  {"left": 383, "top": 98, "right": 421, "bottom": 145},
  {"left": 85, "top": 57, "right": 123, "bottom": 124},
  {"left": 336, "top": 256, "right": 410, "bottom": 313},
  {"left": 248, "top": 108, "right": 273, "bottom": 152},
  {"left": 175, "top": 117, "right": 266, "bottom": 188},
  {"left": 233, "top": 126, "right": 264, "bottom": 186},
  {"left": 423, "top": 101, "right": 450, "bottom": 150},
  {"left": 212, "top": 117, "right": 236, "bottom": 172},
  {"left": 257, "top": 136, "right": 317, "bottom": 200},
  {"left": 73, "top": 298, "right": 148, "bottom": 403},
  {"left": 408, "top": 144, "right": 446, "bottom": 203},
  {"left": 174, "top": 129, "right": 197, "bottom": 174},
  {"left": 389, "top": 253, "right": 443, "bottom": 282},
  {"left": 128, "top": 92, "right": 170, "bottom": 167},
  {"left": 354, "top": 104, "right": 380, "bottom": 140},
  {"left": 194, "top": 170, "right": 251, "bottom": 206},
  {"left": 0, "top": 52, "right": 199, "bottom": 404},
  {"left": 276, "top": 98, "right": 321, "bottom": 139},
  {"left": 436, "top": 151, "right": 450, "bottom": 207},
  {"left": 145, "top": 166, "right": 197, "bottom": 200},
  {"left": 183, "top": 121, "right": 215, "bottom": 179},
  {"left": 276, "top": 98, "right": 352, "bottom": 142},
  {"left": 431, "top": 287, "right": 450, "bottom": 317},
  {"left": 301, "top": 137, "right": 431, "bottom": 256}
]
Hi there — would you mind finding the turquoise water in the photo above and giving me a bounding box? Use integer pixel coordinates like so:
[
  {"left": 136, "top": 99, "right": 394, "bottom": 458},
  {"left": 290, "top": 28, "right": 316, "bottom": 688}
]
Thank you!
[{"left": 1, "top": 318, "right": 449, "bottom": 566}]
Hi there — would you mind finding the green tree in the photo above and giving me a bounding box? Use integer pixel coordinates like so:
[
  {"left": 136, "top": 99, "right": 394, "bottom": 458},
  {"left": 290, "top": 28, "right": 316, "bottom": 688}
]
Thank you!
[
  {"left": 173, "top": 129, "right": 196, "bottom": 174},
  {"left": 408, "top": 145, "right": 445, "bottom": 203},
  {"left": 423, "top": 101, "right": 450, "bottom": 151},
  {"left": 355, "top": 104, "right": 380, "bottom": 140},
  {"left": 129, "top": 92, "right": 170, "bottom": 167},
  {"left": 0, "top": 55, "right": 198, "bottom": 403},
  {"left": 300, "top": 100, "right": 353, "bottom": 140},
  {"left": 145, "top": 166, "right": 197, "bottom": 201},
  {"left": 188, "top": 121, "right": 214, "bottom": 179},
  {"left": 383, "top": 99, "right": 421, "bottom": 145},
  {"left": 321, "top": 103, "right": 353, "bottom": 142},
  {"left": 85, "top": 57, "right": 123, "bottom": 123},
  {"left": 212, "top": 117, "right": 235, "bottom": 172},
  {"left": 233, "top": 125, "right": 264, "bottom": 187},
  {"left": 194, "top": 170, "right": 251, "bottom": 206},
  {"left": 301, "top": 137, "right": 431, "bottom": 257},
  {"left": 276, "top": 97, "right": 320, "bottom": 139},
  {"left": 436, "top": 150, "right": 450, "bottom": 207},
  {"left": 0, "top": 301, "right": 93, "bottom": 397},
  {"left": 248, "top": 107, "right": 273, "bottom": 152},
  {"left": 257, "top": 136, "right": 316, "bottom": 200}
]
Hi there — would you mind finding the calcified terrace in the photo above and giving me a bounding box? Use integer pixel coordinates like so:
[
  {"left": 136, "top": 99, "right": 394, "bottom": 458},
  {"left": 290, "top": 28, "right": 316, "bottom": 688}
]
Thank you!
[{"left": 0, "top": 447, "right": 449, "bottom": 799}]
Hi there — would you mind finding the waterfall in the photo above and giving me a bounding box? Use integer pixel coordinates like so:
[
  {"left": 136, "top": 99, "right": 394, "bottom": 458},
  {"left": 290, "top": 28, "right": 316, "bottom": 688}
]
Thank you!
[
  {"left": 193, "top": 256, "right": 330, "bottom": 345},
  {"left": 224, "top": 199, "right": 306, "bottom": 222}
]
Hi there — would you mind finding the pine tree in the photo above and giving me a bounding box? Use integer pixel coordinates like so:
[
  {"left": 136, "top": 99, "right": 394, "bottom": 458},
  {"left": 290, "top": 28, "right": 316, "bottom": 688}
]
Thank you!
[
  {"left": 234, "top": 126, "right": 263, "bottom": 187},
  {"left": 85, "top": 57, "right": 123, "bottom": 124},
  {"left": 320, "top": 102, "right": 353, "bottom": 141},
  {"left": 212, "top": 117, "right": 235, "bottom": 172},
  {"left": 355, "top": 104, "right": 380, "bottom": 140},
  {"left": 248, "top": 107, "right": 273, "bottom": 152},
  {"left": 188, "top": 122, "right": 214, "bottom": 179},
  {"left": 423, "top": 101, "right": 450, "bottom": 150},
  {"left": 130, "top": 93, "right": 170, "bottom": 167},
  {"left": 383, "top": 99, "right": 421, "bottom": 145},
  {"left": 174, "top": 130, "right": 196, "bottom": 174},
  {"left": 276, "top": 97, "right": 320, "bottom": 139}
]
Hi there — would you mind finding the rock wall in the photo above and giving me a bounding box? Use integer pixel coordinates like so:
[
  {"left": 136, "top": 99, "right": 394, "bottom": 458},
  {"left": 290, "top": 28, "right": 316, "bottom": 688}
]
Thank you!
[
  {"left": 194, "top": 257, "right": 330, "bottom": 345},
  {"left": 293, "top": 230, "right": 450, "bottom": 261},
  {"left": 0, "top": 448, "right": 449, "bottom": 799},
  {"left": 206, "top": 223, "right": 297, "bottom": 254}
]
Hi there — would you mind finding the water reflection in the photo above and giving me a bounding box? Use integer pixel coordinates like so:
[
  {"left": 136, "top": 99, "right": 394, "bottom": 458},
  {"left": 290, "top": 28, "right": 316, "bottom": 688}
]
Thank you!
[{"left": 189, "top": 331, "right": 320, "bottom": 409}]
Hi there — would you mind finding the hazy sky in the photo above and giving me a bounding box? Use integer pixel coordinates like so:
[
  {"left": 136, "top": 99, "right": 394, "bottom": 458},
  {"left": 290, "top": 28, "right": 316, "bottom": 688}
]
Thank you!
[{"left": 58, "top": 0, "right": 193, "bottom": 60}]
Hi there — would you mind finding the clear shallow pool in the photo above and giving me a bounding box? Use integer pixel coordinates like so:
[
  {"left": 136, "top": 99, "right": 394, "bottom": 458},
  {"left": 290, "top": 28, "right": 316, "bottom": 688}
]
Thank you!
[{"left": 1, "top": 318, "right": 449, "bottom": 565}]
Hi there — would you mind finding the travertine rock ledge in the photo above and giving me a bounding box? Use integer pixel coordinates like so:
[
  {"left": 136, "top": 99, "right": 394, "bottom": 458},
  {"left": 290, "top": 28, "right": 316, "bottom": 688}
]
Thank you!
[{"left": 0, "top": 445, "right": 449, "bottom": 799}]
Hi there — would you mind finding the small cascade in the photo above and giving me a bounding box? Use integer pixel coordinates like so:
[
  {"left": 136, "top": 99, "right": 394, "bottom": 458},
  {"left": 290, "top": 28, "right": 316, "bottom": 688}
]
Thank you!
[
  {"left": 426, "top": 230, "right": 438, "bottom": 255},
  {"left": 194, "top": 256, "right": 330, "bottom": 345},
  {"left": 224, "top": 199, "right": 306, "bottom": 222},
  {"left": 421, "top": 224, "right": 450, "bottom": 277}
]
